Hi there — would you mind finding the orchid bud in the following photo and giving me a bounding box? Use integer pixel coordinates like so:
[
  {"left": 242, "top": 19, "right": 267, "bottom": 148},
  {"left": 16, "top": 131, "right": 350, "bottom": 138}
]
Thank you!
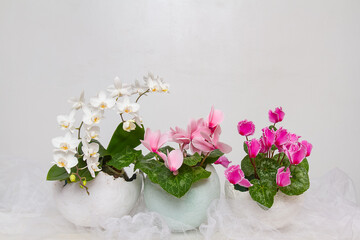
[
  {"left": 69, "top": 174, "right": 76, "bottom": 182},
  {"left": 268, "top": 107, "right": 285, "bottom": 124},
  {"left": 237, "top": 120, "right": 255, "bottom": 136}
]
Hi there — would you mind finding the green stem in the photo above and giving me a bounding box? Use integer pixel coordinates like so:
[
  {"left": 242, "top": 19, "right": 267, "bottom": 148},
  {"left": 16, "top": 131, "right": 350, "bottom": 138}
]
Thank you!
[
  {"left": 135, "top": 89, "right": 150, "bottom": 103},
  {"left": 76, "top": 121, "right": 83, "bottom": 140},
  {"left": 75, "top": 166, "right": 89, "bottom": 195}
]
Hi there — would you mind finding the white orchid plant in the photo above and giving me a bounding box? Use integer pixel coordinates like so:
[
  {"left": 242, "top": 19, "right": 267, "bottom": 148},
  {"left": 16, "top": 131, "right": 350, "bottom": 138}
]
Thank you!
[{"left": 47, "top": 73, "right": 169, "bottom": 194}]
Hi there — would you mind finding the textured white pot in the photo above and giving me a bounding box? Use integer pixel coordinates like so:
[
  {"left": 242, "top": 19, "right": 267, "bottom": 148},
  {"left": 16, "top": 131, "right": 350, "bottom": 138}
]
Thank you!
[
  {"left": 224, "top": 180, "right": 304, "bottom": 229},
  {"left": 54, "top": 171, "right": 142, "bottom": 227},
  {"left": 143, "top": 165, "right": 220, "bottom": 232}
]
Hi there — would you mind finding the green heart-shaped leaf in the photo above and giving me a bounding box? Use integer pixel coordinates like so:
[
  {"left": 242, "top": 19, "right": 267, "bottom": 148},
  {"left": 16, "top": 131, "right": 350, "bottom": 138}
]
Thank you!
[
  {"left": 280, "top": 165, "right": 310, "bottom": 196},
  {"left": 249, "top": 179, "right": 277, "bottom": 208}
]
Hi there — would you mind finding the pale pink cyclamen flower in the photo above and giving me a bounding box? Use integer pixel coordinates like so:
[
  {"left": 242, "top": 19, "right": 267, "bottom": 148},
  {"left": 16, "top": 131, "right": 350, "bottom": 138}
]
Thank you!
[
  {"left": 245, "top": 138, "right": 261, "bottom": 159},
  {"left": 141, "top": 128, "right": 168, "bottom": 153},
  {"left": 285, "top": 142, "right": 307, "bottom": 165},
  {"left": 269, "top": 107, "right": 285, "bottom": 124},
  {"left": 237, "top": 120, "right": 255, "bottom": 136},
  {"left": 193, "top": 126, "right": 232, "bottom": 154},
  {"left": 214, "top": 155, "right": 231, "bottom": 168},
  {"left": 276, "top": 166, "right": 292, "bottom": 187},
  {"left": 162, "top": 149, "right": 184, "bottom": 175},
  {"left": 301, "top": 140, "right": 313, "bottom": 157},
  {"left": 169, "top": 126, "right": 190, "bottom": 149},
  {"left": 225, "top": 165, "right": 252, "bottom": 188},
  {"left": 187, "top": 118, "right": 211, "bottom": 154},
  {"left": 207, "top": 106, "right": 224, "bottom": 130}
]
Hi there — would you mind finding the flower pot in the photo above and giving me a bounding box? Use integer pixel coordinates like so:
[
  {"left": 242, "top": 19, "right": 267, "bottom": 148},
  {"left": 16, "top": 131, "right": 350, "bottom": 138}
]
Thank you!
[
  {"left": 54, "top": 171, "right": 142, "bottom": 227},
  {"left": 143, "top": 165, "right": 220, "bottom": 232},
  {"left": 224, "top": 180, "right": 304, "bottom": 229}
]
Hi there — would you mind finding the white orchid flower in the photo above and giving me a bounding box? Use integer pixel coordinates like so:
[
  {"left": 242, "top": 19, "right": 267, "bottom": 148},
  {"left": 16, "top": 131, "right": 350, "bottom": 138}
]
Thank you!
[
  {"left": 132, "top": 79, "right": 148, "bottom": 95},
  {"left": 87, "top": 159, "right": 101, "bottom": 178},
  {"left": 57, "top": 111, "right": 76, "bottom": 132},
  {"left": 144, "top": 73, "right": 160, "bottom": 93},
  {"left": 132, "top": 113, "right": 143, "bottom": 127},
  {"left": 81, "top": 139, "right": 100, "bottom": 162},
  {"left": 53, "top": 151, "right": 78, "bottom": 173},
  {"left": 82, "top": 107, "right": 102, "bottom": 126},
  {"left": 90, "top": 91, "right": 116, "bottom": 110},
  {"left": 68, "top": 91, "right": 85, "bottom": 110},
  {"left": 123, "top": 120, "right": 136, "bottom": 132},
  {"left": 157, "top": 78, "right": 170, "bottom": 93},
  {"left": 52, "top": 132, "right": 79, "bottom": 153},
  {"left": 107, "top": 76, "right": 131, "bottom": 98},
  {"left": 84, "top": 125, "right": 100, "bottom": 142},
  {"left": 117, "top": 97, "right": 140, "bottom": 115}
]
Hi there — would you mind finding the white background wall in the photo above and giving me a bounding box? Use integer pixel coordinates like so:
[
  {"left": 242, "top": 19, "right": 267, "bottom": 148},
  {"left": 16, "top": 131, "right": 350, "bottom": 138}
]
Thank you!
[{"left": 1, "top": 0, "right": 359, "bottom": 202}]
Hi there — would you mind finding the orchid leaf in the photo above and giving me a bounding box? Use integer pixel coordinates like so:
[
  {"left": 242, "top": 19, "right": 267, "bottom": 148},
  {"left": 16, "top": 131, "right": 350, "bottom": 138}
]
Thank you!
[
  {"left": 192, "top": 166, "right": 211, "bottom": 183},
  {"left": 249, "top": 179, "right": 277, "bottom": 208},
  {"left": 184, "top": 153, "right": 202, "bottom": 166},
  {"left": 280, "top": 165, "right": 310, "bottom": 196},
  {"left": 107, "top": 123, "right": 145, "bottom": 155},
  {"left": 46, "top": 165, "right": 69, "bottom": 181},
  {"left": 107, "top": 148, "right": 142, "bottom": 170}
]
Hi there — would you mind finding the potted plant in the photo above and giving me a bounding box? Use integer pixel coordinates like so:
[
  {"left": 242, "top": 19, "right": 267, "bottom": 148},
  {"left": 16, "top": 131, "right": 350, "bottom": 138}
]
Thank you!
[
  {"left": 136, "top": 107, "right": 232, "bottom": 232},
  {"left": 47, "top": 73, "right": 169, "bottom": 227},
  {"left": 222, "top": 107, "right": 313, "bottom": 229}
]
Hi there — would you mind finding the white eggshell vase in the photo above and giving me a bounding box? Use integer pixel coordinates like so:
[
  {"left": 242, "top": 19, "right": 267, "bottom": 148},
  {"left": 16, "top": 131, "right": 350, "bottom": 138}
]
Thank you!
[
  {"left": 224, "top": 180, "right": 304, "bottom": 229},
  {"left": 54, "top": 172, "right": 142, "bottom": 227},
  {"left": 143, "top": 165, "right": 220, "bottom": 232}
]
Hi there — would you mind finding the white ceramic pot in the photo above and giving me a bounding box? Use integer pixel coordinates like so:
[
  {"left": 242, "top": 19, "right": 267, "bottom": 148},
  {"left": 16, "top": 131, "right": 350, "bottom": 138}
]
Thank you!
[
  {"left": 143, "top": 165, "right": 220, "bottom": 232},
  {"left": 54, "top": 171, "right": 142, "bottom": 227},
  {"left": 224, "top": 180, "right": 304, "bottom": 229}
]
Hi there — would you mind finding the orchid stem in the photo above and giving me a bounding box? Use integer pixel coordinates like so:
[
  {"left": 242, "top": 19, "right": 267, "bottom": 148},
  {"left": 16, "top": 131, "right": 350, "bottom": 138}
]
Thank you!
[
  {"left": 76, "top": 121, "right": 83, "bottom": 140},
  {"left": 75, "top": 166, "right": 89, "bottom": 195},
  {"left": 135, "top": 89, "right": 150, "bottom": 103},
  {"left": 120, "top": 113, "right": 125, "bottom": 122}
]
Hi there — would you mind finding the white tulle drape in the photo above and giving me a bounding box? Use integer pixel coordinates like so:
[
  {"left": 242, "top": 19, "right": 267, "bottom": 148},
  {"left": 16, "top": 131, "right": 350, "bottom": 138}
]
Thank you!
[{"left": 0, "top": 156, "right": 359, "bottom": 240}]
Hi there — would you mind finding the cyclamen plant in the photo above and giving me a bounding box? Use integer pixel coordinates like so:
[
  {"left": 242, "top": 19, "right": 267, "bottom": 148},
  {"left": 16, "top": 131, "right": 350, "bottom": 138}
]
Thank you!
[
  {"left": 47, "top": 73, "right": 169, "bottom": 194},
  {"left": 220, "top": 107, "right": 313, "bottom": 208},
  {"left": 135, "top": 107, "right": 232, "bottom": 198}
]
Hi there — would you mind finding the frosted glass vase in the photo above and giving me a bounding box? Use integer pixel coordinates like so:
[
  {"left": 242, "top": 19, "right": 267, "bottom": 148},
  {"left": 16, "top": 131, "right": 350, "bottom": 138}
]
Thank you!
[
  {"left": 54, "top": 172, "right": 142, "bottom": 227},
  {"left": 224, "top": 180, "right": 304, "bottom": 229},
  {"left": 143, "top": 165, "right": 220, "bottom": 232}
]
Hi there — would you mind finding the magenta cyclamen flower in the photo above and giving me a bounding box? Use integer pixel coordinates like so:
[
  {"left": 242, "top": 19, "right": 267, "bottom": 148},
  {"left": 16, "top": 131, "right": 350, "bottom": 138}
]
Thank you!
[
  {"left": 141, "top": 128, "right": 168, "bottom": 153},
  {"left": 301, "top": 140, "right": 313, "bottom": 157},
  {"left": 262, "top": 127, "right": 276, "bottom": 149},
  {"left": 245, "top": 138, "right": 261, "bottom": 159},
  {"left": 268, "top": 107, "right": 285, "bottom": 124},
  {"left": 285, "top": 142, "right": 307, "bottom": 165},
  {"left": 275, "top": 127, "right": 290, "bottom": 150},
  {"left": 214, "top": 155, "right": 231, "bottom": 168},
  {"left": 276, "top": 166, "right": 292, "bottom": 187},
  {"left": 225, "top": 165, "right": 252, "bottom": 188},
  {"left": 237, "top": 120, "right": 255, "bottom": 136},
  {"left": 162, "top": 149, "right": 184, "bottom": 175},
  {"left": 207, "top": 106, "right": 224, "bottom": 129}
]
